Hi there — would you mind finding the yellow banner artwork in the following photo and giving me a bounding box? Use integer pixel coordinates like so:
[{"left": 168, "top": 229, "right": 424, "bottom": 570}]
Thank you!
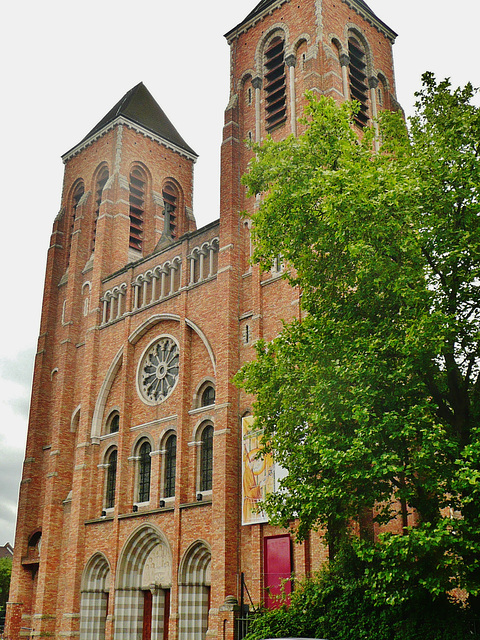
[{"left": 241, "top": 415, "right": 275, "bottom": 525}]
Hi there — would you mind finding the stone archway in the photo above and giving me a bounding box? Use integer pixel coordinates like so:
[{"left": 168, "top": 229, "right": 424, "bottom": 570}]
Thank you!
[
  {"left": 178, "top": 540, "right": 211, "bottom": 640},
  {"left": 79, "top": 553, "right": 111, "bottom": 640},
  {"left": 114, "top": 525, "right": 172, "bottom": 640}
]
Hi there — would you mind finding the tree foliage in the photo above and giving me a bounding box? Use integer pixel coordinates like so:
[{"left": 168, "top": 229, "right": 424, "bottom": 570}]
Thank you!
[
  {"left": 236, "top": 74, "right": 480, "bottom": 606},
  {"left": 0, "top": 556, "right": 12, "bottom": 613},
  {"left": 244, "top": 551, "right": 475, "bottom": 640}
]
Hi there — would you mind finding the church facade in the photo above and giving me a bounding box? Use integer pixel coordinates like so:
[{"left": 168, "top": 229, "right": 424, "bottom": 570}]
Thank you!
[{"left": 6, "top": 1, "right": 399, "bottom": 638}]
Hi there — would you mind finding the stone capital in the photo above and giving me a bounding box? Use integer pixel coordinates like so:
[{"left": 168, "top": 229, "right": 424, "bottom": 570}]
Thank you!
[{"left": 285, "top": 53, "right": 297, "bottom": 68}]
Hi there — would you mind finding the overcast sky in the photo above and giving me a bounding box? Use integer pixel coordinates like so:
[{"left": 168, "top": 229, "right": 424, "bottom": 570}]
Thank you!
[{"left": 0, "top": 0, "right": 478, "bottom": 546}]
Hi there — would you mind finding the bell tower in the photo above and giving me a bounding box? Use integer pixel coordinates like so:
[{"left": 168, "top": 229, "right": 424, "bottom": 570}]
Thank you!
[
  {"left": 6, "top": 82, "right": 199, "bottom": 640},
  {"left": 218, "top": 0, "right": 399, "bottom": 617}
]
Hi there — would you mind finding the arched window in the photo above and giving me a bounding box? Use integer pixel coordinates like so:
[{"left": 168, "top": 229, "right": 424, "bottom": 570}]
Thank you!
[
  {"left": 377, "top": 74, "right": 389, "bottom": 110},
  {"left": 93, "top": 167, "right": 109, "bottom": 252},
  {"left": 138, "top": 441, "right": 151, "bottom": 503},
  {"left": 105, "top": 449, "right": 117, "bottom": 509},
  {"left": 107, "top": 411, "right": 120, "bottom": 434},
  {"left": 348, "top": 37, "right": 369, "bottom": 127},
  {"left": 164, "top": 434, "right": 177, "bottom": 498},
  {"left": 67, "top": 181, "right": 84, "bottom": 265},
  {"left": 200, "top": 425, "right": 213, "bottom": 492},
  {"left": 201, "top": 385, "right": 215, "bottom": 408},
  {"left": 264, "top": 36, "right": 287, "bottom": 130},
  {"left": 72, "top": 181, "right": 85, "bottom": 221},
  {"left": 162, "top": 183, "right": 178, "bottom": 239},
  {"left": 129, "top": 168, "right": 146, "bottom": 251}
]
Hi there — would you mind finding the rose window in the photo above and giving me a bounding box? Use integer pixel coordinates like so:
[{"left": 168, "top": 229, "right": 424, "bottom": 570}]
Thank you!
[{"left": 138, "top": 337, "right": 180, "bottom": 404}]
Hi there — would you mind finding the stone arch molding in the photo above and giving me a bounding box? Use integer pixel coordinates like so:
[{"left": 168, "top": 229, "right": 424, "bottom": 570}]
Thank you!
[
  {"left": 178, "top": 539, "right": 211, "bottom": 586},
  {"left": 116, "top": 523, "right": 173, "bottom": 589},
  {"left": 81, "top": 552, "right": 111, "bottom": 592},
  {"left": 79, "top": 553, "right": 111, "bottom": 640},
  {"left": 114, "top": 524, "right": 173, "bottom": 640},
  {"left": 178, "top": 540, "right": 212, "bottom": 640},
  {"left": 91, "top": 314, "right": 216, "bottom": 439},
  {"left": 254, "top": 23, "right": 292, "bottom": 71}
]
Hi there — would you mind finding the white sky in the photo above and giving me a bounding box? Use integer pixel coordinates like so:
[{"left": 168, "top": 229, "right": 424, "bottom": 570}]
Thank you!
[{"left": 0, "top": 0, "right": 478, "bottom": 546}]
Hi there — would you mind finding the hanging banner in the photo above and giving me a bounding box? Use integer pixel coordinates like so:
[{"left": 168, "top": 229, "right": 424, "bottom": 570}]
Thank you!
[{"left": 242, "top": 415, "right": 275, "bottom": 525}]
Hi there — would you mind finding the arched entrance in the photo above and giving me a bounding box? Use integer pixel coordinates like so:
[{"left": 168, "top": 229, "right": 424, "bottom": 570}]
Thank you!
[
  {"left": 178, "top": 540, "right": 211, "bottom": 640},
  {"left": 114, "top": 525, "right": 172, "bottom": 640},
  {"left": 79, "top": 553, "right": 111, "bottom": 640}
]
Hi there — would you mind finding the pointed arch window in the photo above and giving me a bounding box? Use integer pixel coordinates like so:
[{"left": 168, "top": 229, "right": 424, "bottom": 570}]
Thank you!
[
  {"left": 200, "top": 425, "right": 213, "bottom": 492},
  {"left": 138, "top": 441, "right": 151, "bottom": 503},
  {"left": 163, "top": 183, "right": 178, "bottom": 239},
  {"left": 105, "top": 449, "right": 117, "bottom": 509},
  {"left": 129, "top": 168, "right": 146, "bottom": 251},
  {"left": 93, "top": 167, "right": 109, "bottom": 252},
  {"left": 265, "top": 36, "right": 287, "bottom": 130},
  {"left": 164, "top": 434, "right": 177, "bottom": 498},
  {"left": 348, "top": 37, "right": 369, "bottom": 127}
]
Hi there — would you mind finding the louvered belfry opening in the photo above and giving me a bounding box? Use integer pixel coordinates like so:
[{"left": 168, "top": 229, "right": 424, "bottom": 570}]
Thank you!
[
  {"left": 93, "top": 167, "right": 109, "bottom": 252},
  {"left": 348, "top": 37, "right": 369, "bottom": 127},
  {"left": 129, "top": 168, "right": 145, "bottom": 251},
  {"left": 265, "top": 36, "right": 287, "bottom": 130},
  {"left": 162, "top": 183, "right": 178, "bottom": 239}
]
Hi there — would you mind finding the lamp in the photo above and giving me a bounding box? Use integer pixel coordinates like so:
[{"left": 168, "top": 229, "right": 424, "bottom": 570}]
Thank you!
[
  {"left": 196, "top": 493, "right": 203, "bottom": 502},
  {"left": 133, "top": 504, "right": 138, "bottom": 512}
]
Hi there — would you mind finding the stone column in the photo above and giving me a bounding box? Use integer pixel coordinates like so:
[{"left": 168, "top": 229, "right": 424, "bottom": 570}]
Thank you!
[
  {"left": 117, "top": 291, "right": 123, "bottom": 318},
  {"left": 150, "top": 274, "right": 157, "bottom": 303},
  {"left": 189, "top": 256, "right": 196, "bottom": 285},
  {"left": 160, "top": 268, "right": 167, "bottom": 298},
  {"left": 252, "top": 77, "right": 262, "bottom": 143},
  {"left": 199, "top": 250, "right": 206, "bottom": 282},
  {"left": 102, "top": 298, "right": 108, "bottom": 324},
  {"left": 208, "top": 246, "right": 215, "bottom": 278},
  {"left": 133, "top": 283, "right": 140, "bottom": 310},
  {"left": 142, "top": 277, "right": 149, "bottom": 308},
  {"left": 108, "top": 293, "right": 115, "bottom": 323},
  {"left": 339, "top": 53, "right": 350, "bottom": 99},
  {"left": 286, "top": 54, "right": 297, "bottom": 135},
  {"left": 369, "top": 76, "right": 380, "bottom": 151}
]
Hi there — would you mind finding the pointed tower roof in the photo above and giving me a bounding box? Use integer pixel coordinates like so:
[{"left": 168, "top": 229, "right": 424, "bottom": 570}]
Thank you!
[
  {"left": 63, "top": 83, "right": 197, "bottom": 160},
  {"left": 225, "top": 0, "right": 396, "bottom": 42}
]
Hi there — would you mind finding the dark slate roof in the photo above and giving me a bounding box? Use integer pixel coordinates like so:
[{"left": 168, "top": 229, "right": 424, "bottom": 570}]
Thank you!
[
  {"left": 66, "top": 83, "right": 196, "bottom": 158},
  {"left": 225, "top": 0, "right": 396, "bottom": 40}
]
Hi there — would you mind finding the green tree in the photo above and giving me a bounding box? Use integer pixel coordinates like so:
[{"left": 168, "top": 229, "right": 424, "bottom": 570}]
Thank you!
[
  {"left": 0, "top": 556, "right": 12, "bottom": 613},
  {"left": 236, "top": 74, "right": 480, "bottom": 608}
]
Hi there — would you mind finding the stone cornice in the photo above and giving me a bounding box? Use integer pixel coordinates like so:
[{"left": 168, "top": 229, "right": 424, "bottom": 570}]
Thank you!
[
  {"left": 225, "top": 0, "right": 396, "bottom": 44},
  {"left": 225, "top": 0, "right": 289, "bottom": 43},
  {"left": 342, "top": 0, "right": 397, "bottom": 43},
  {"left": 62, "top": 116, "right": 198, "bottom": 164}
]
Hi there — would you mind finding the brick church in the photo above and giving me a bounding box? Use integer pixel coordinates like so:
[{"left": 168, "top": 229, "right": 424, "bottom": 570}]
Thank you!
[{"left": 6, "top": 0, "right": 399, "bottom": 638}]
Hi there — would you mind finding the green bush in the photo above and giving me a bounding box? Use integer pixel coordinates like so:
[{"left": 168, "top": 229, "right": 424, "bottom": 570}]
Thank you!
[{"left": 244, "top": 547, "right": 476, "bottom": 640}]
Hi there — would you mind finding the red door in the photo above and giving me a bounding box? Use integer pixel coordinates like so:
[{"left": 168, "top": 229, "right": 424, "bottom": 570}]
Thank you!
[
  {"left": 264, "top": 534, "right": 292, "bottom": 609},
  {"left": 163, "top": 589, "right": 170, "bottom": 640},
  {"left": 143, "top": 590, "right": 152, "bottom": 640}
]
